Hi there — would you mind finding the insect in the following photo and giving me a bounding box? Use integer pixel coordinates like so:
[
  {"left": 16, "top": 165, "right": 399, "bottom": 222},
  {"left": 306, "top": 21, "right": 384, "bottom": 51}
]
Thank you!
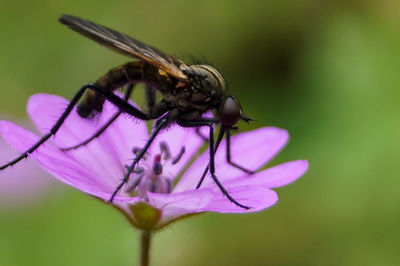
[{"left": 1, "top": 14, "right": 254, "bottom": 209}]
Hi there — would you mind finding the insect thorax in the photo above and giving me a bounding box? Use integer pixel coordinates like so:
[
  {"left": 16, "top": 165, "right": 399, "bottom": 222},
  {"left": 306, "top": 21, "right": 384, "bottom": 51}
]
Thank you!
[{"left": 164, "top": 64, "right": 226, "bottom": 114}]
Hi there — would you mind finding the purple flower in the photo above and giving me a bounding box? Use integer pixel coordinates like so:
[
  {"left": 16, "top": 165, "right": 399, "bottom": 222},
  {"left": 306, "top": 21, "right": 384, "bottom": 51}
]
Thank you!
[
  {"left": 0, "top": 123, "right": 57, "bottom": 209},
  {"left": 0, "top": 94, "right": 308, "bottom": 229}
]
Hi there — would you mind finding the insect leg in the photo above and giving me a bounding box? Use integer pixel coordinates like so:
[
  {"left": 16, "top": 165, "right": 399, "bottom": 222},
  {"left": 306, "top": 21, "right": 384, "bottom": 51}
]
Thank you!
[
  {"left": 0, "top": 84, "right": 89, "bottom": 170},
  {"left": 208, "top": 126, "right": 250, "bottom": 209},
  {"left": 145, "top": 86, "right": 156, "bottom": 113},
  {"left": 0, "top": 83, "right": 153, "bottom": 171},
  {"left": 109, "top": 116, "right": 169, "bottom": 202},
  {"left": 194, "top": 113, "right": 217, "bottom": 141},
  {"left": 196, "top": 127, "right": 255, "bottom": 188},
  {"left": 61, "top": 84, "right": 135, "bottom": 151},
  {"left": 225, "top": 130, "right": 255, "bottom": 174},
  {"left": 177, "top": 119, "right": 250, "bottom": 209},
  {"left": 196, "top": 126, "right": 225, "bottom": 189},
  {"left": 86, "top": 83, "right": 154, "bottom": 120}
]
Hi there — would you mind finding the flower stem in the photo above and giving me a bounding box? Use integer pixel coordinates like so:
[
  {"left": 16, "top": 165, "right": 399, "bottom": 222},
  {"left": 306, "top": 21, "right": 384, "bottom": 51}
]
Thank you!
[{"left": 140, "top": 230, "right": 152, "bottom": 266}]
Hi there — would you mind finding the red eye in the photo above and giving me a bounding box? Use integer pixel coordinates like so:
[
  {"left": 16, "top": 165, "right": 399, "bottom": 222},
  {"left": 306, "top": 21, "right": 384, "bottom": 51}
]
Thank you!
[{"left": 219, "top": 96, "right": 242, "bottom": 128}]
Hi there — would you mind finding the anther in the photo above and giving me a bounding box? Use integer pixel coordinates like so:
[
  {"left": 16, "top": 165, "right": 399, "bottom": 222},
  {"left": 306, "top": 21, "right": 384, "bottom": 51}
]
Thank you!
[
  {"left": 153, "top": 154, "right": 163, "bottom": 175},
  {"left": 172, "top": 146, "right": 186, "bottom": 165}
]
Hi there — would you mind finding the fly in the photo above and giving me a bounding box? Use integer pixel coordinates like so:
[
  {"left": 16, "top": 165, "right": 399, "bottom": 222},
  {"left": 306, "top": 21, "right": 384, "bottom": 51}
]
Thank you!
[{"left": 1, "top": 14, "right": 254, "bottom": 209}]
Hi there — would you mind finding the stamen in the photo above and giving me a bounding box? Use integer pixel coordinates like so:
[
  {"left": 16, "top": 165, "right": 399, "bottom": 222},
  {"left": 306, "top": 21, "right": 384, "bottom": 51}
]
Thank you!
[
  {"left": 125, "top": 142, "right": 185, "bottom": 199},
  {"left": 159, "top": 141, "right": 171, "bottom": 160},
  {"left": 125, "top": 165, "right": 144, "bottom": 174},
  {"left": 125, "top": 171, "right": 144, "bottom": 193},
  {"left": 172, "top": 146, "right": 186, "bottom": 165},
  {"left": 132, "top": 146, "right": 148, "bottom": 160}
]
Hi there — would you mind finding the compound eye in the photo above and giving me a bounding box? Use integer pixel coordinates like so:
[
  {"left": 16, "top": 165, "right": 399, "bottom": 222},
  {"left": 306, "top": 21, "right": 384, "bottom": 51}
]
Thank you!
[{"left": 220, "top": 96, "right": 242, "bottom": 127}]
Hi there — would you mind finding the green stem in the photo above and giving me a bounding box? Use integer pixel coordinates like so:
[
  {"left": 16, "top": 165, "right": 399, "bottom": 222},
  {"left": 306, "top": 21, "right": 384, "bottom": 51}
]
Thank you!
[{"left": 140, "top": 230, "right": 152, "bottom": 266}]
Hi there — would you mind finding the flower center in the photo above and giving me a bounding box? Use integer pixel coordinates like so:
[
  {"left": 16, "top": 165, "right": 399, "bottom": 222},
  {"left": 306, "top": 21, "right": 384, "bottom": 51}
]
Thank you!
[{"left": 125, "top": 141, "right": 185, "bottom": 201}]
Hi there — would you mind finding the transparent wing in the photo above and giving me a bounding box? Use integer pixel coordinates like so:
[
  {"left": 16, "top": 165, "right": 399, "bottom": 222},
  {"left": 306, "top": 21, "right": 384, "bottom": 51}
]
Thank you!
[{"left": 59, "top": 14, "right": 188, "bottom": 80}]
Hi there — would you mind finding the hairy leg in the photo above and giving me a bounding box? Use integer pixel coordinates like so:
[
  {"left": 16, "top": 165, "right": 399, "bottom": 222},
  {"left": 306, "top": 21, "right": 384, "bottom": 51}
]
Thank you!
[
  {"left": 0, "top": 82, "right": 158, "bottom": 170},
  {"left": 61, "top": 84, "right": 135, "bottom": 151},
  {"left": 177, "top": 119, "right": 250, "bottom": 209}
]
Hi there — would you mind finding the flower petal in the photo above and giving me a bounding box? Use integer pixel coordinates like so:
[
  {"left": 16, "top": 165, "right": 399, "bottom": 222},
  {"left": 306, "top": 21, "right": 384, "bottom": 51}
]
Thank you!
[
  {"left": 147, "top": 188, "right": 214, "bottom": 223},
  {"left": 94, "top": 100, "right": 150, "bottom": 173},
  {"left": 227, "top": 160, "right": 308, "bottom": 189},
  {"left": 27, "top": 93, "right": 150, "bottom": 188},
  {"left": 27, "top": 93, "right": 149, "bottom": 149},
  {"left": 175, "top": 127, "right": 289, "bottom": 192},
  {"left": 28, "top": 93, "right": 98, "bottom": 145},
  {"left": 201, "top": 186, "right": 278, "bottom": 213},
  {"left": 0, "top": 120, "right": 136, "bottom": 202},
  {"left": 0, "top": 138, "right": 56, "bottom": 208}
]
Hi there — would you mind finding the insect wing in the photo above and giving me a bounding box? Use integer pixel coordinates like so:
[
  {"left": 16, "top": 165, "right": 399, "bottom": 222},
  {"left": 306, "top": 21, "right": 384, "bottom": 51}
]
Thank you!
[{"left": 59, "top": 14, "right": 187, "bottom": 80}]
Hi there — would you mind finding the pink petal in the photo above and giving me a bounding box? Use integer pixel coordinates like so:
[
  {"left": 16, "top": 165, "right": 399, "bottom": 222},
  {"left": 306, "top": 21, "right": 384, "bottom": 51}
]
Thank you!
[
  {"left": 27, "top": 93, "right": 149, "bottom": 149},
  {"left": 28, "top": 93, "right": 99, "bottom": 144},
  {"left": 227, "top": 160, "right": 308, "bottom": 189},
  {"left": 0, "top": 120, "right": 135, "bottom": 203},
  {"left": 201, "top": 186, "right": 278, "bottom": 213},
  {"left": 175, "top": 127, "right": 289, "bottom": 192},
  {"left": 0, "top": 138, "right": 56, "bottom": 208},
  {"left": 93, "top": 101, "right": 150, "bottom": 172},
  {"left": 152, "top": 125, "right": 204, "bottom": 180},
  {"left": 27, "top": 93, "right": 149, "bottom": 186},
  {"left": 147, "top": 189, "right": 214, "bottom": 222}
]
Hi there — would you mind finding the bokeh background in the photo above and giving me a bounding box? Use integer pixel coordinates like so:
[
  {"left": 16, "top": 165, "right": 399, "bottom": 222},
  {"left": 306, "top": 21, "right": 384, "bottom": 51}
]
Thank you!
[{"left": 1, "top": 1, "right": 399, "bottom": 265}]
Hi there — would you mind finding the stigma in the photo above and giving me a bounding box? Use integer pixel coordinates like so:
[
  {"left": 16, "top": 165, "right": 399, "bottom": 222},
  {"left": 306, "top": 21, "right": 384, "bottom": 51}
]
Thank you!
[{"left": 125, "top": 141, "right": 185, "bottom": 201}]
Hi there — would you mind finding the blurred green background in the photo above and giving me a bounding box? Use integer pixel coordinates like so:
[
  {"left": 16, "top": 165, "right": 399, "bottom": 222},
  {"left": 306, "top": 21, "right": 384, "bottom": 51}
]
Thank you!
[{"left": 1, "top": 1, "right": 399, "bottom": 265}]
